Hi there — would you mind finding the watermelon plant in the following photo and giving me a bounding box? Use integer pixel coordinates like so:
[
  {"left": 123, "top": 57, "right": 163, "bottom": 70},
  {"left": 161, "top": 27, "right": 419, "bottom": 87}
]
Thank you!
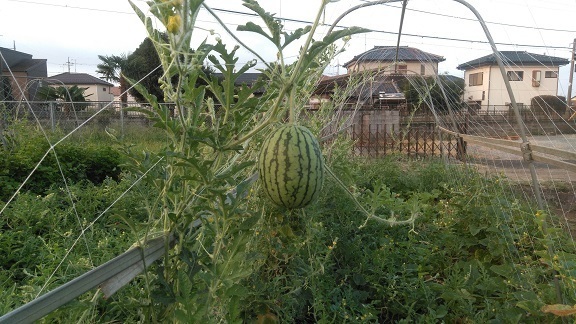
[{"left": 114, "top": 0, "right": 424, "bottom": 321}]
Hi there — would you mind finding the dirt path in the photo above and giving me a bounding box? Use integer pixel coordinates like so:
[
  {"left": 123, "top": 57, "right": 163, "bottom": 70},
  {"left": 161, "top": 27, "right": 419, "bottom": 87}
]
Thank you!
[
  {"left": 461, "top": 136, "right": 576, "bottom": 235},
  {"left": 465, "top": 134, "right": 576, "bottom": 183}
]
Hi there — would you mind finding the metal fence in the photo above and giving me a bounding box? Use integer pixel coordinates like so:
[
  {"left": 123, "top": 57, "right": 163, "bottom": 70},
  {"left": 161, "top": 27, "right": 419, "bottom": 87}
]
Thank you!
[
  {"left": 0, "top": 101, "right": 156, "bottom": 135},
  {"left": 350, "top": 124, "right": 462, "bottom": 159}
]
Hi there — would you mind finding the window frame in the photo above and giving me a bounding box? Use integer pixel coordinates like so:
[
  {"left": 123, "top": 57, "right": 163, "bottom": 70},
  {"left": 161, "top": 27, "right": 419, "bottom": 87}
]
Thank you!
[
  {"left": 507, "top": 71, "right": 524, "bottom": 81},
  {"left": 545, "top": 71, "right": 558, "bottom": 78},
  {"left": 531, "top": 70, "right": 541, "bottom": 87},
  {"left": 396, "top": 64, "right": 408, "bottom": 75},
  {"left": 469, "top": 72, "right": 483, "bottom": 86}
]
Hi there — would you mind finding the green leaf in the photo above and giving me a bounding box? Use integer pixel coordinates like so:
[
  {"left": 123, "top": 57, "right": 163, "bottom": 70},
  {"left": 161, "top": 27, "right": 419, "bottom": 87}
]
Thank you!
[
  {"left": 237, "top": 22, "right": 275, "bottom": 45},
  {"left": 490, "top": 264, "right": 514, "bottom": 277},
  {"left": 469, "top": 223, "right": 486, "bottom": 236},
  {"left": 240, "top": 0, "right": 281, "bottom": 47},
  {"left": 281, "top": 25, "right": 312, "bottom": 49},
  {"left": 308, "top": 26, "right": 369, "bottom": 58}
]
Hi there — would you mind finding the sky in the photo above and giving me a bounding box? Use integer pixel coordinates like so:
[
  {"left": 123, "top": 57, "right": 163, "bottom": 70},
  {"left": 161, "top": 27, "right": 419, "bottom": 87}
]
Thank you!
[{"left": 1, "top": 0, "right": 575, "bottom": 96}]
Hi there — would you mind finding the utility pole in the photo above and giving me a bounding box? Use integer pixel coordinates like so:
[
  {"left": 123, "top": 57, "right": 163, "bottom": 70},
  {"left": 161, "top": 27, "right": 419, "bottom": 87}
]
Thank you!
[
  {"left": 65, "top": 57, "right": 76, "bottom": 73},
  {"left": 567, "top": 38, "right": 575, "bottom": 120}
]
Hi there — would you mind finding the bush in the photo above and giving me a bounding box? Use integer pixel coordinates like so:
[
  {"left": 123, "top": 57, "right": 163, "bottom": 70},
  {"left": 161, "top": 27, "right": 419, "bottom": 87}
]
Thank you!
[
  {"left": 240, "top": 157, "right": 574, "bottom": 322},
  {"left": 0, "top": 178, "right": 152, "bottom": 321},
  {"left": 0, "top": 126, "right": 123, "bottom": 201},
  {"left": 531, "top": 95, "right": 567, "bottom": 114}
]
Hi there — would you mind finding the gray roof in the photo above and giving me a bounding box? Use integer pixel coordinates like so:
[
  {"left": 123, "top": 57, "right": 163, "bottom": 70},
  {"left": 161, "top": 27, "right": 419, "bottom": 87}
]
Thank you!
[
  {"left": 10, "top": 58, "right": 47, "bottom": 72},
  {"left": 213, "top": 72, "right": 265, "bottom": 94},
  {"left": 343, "top": 46, "right": 445, "bottom": 68},
  {"left": 46, "top": 72, "right": 113, "bottom": 86},
  {"left": 213, "top": 72, "right": 262, "bottom": 86},
  {"left": 0, "top": 47, "right": 33, "bottom": 68},
  {"left": 314, "top": 73, "right": 404, "bottom": 100},
  {"left": 457, "top": 51, "right": 569, "bottom": 70}
]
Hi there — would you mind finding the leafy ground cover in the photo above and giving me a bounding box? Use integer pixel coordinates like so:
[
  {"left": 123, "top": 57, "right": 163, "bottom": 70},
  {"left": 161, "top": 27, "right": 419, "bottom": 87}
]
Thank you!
[
  {"left": 1, "top": 127, "right": 575, "bottom": 322},
  {"left": 2, "top": 1, "right": 576, "bottom": 322}
]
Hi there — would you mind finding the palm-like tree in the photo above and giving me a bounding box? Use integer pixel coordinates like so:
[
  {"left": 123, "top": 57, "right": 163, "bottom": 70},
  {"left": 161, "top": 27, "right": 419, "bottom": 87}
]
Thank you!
[{"left": 96, "top": 54, "right": 128, "bottom": 105}]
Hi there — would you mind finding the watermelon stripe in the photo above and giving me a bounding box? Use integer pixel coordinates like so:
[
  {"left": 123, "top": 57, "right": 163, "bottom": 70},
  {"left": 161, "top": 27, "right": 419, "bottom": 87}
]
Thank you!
[{"left": 259, "top": 125, "right": 324, "bottom": 209}]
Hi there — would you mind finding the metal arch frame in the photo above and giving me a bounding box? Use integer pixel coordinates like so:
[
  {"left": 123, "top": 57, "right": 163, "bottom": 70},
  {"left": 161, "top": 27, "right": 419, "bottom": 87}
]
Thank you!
[
  {"left": 328, "top": 0, "right": 543, "bottom": 207},
  {"left": 0, "top": 1, "right": 561, "bottom": 322},
  {"left": 328, "top": 0, "right": 563, "bottom": 303}
]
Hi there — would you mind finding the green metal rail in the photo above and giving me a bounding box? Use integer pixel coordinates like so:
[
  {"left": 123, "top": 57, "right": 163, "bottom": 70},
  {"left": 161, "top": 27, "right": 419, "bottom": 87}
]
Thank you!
[{"left": 0, "top": 234, "right": 174, "bottom": 324}]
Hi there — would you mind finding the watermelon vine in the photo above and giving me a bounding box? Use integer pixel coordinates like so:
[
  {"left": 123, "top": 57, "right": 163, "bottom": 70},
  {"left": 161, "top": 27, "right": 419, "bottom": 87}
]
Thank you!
[{"left": 124, "top": 0, "right": 423, "bottom": 321}]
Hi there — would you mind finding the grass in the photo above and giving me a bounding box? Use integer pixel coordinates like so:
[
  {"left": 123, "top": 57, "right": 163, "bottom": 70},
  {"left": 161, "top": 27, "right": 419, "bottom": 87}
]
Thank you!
[{"left": 3, "top": 122, "right": 576, "bottom": 322}]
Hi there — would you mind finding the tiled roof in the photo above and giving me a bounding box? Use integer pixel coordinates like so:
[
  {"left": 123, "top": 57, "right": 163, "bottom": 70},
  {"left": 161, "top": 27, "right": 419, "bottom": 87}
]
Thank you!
[
  {"left": 46, "top": 72, "right": 113, "bottom": 86},
  {"left": 314, "top": 73, "right": 404, "bottom": 100},
  {"left": 213, "top": 72, "right": 262, "bottom": 86},
  {"left": 213, "top": 72, "right": 265, "bottom": 94},
  {"left": 457, "top": 51, "right": 569, "bottom": 70},
  {"left": 0, "top": 46, "right": 33, "bottom": 68},
  {"left": 9, "top": 59, "right": 47, "bottom": 72},
  {"left": 343, "top": 46, "right": 445, "bottom": 68}
]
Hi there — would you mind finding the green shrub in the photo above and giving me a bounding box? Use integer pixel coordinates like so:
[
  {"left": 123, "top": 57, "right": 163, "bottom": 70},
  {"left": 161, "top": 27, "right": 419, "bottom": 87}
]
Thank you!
[
  {"left": 0, "top": 177, "right": 152, "bottom": 322},
  {"left": 240, "top": 157, "right": 574, "bottom": 323},
  {"left": 0, "top": 128, "right": 123, "bottom": 201}
]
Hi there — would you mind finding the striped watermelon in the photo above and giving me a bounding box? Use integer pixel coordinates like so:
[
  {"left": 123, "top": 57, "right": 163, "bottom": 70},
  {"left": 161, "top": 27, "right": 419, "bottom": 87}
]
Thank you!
[{"left": 258, "top": 124, "right": 324, "bottom": 209}]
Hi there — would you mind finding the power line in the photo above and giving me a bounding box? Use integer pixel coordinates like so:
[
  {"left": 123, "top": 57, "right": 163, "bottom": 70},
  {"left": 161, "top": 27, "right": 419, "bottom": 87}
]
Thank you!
[
  {"left": 4, "top": 0, "right": 572, "bottom": 58},
  {"left": 5, "top": 0, "right": 135, "bottom": 15},
  {"left": 366, "top": 27, "right": 572, "bottom": 50},
  {"left": 375, "top": 2, "right": 576, "bottom": 33},
  {"left": 6, "top": 0, "right": 576, "bottom": 34}
]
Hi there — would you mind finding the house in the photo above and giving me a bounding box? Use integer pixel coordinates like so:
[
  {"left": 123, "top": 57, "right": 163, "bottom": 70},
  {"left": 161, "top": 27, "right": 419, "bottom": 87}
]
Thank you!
[
  {"left": 310, "top": 71, "right": 411, "bottom": 136},
  {"left": 213, "top": 72, "right": 265, "bottom": 95},
  {"left": 0, "top": 47, "right": 47, "bottom": 101},
  {"left": 44, "top": 72, "right": 114, "bottom": 102},
  {"left": 343, "top": 46, "right": 445, "bottom": 76},
  {"left": 457, "top": 51, "right": 569, "bottom": 111},
  {"left": 312, "top": 72, "right": 406, "bottom": 110},
  {"left": 111, "top": 86, "right": 137, "bottom": 103},
  {"left": 314, "top": 46, "right": 446, "bottom": 109}
]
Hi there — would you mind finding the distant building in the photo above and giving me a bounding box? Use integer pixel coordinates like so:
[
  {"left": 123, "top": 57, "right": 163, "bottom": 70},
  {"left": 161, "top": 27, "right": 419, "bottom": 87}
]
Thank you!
[
  {"left": 44, "top": 72, "right": 114, "bottom": 102},
  {"left": 111, "top": 86, "right": 136, "bottom": 103},
  {"left": 457, "top": 51, "right": 569, "bottom": 111},
  {"left": 343, "top": 46, "right": 445, "bottom": 76},
  {"left": 312, "top": 72, "right": 406, "bottom": 109},
  {"left": 0, "top": 47, "right": 47, "bottom": 101}
]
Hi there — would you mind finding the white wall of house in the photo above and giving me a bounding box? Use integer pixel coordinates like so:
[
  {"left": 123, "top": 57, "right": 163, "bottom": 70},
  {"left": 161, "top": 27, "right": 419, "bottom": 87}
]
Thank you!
[
  {"left": 111, "top": 86, "right": 137, "bottom": 102},
  {"left": 346, "top": 61, "right": 439, "bottom": 76},
  {"left": 85, "top": 84, "right": 114, "bottom": 101},
  {"left": 463, "top": 65, "right": 561, "bottom": 111},
  {"left": 48, "top": 84, "right": 114, "bottom": 102}
]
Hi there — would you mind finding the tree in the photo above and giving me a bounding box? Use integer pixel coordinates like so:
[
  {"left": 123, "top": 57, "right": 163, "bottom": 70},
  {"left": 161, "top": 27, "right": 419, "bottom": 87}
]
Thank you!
[
  {"left": 122, "top": 36, "right": 166, "bottom": 103},
  {"left": 98, "top": 35, "right": 215, "bottom": 104},
  {"left": 96, "top": 54, "right": 129, "bottom": 105},
  {"left": 36, "top": 85, "right": 91, "bottom": 113},
  {"left": 120, "top": 34, "right": 215, "bottom": 103},
  {"left": 401, "top": 74, "right": 464, "bottom": 112}
]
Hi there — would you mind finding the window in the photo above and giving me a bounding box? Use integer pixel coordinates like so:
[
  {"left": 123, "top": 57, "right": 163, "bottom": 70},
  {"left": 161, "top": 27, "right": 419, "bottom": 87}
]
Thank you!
[
  {"left": 103, "top": 87, "right": 107, "bottom": 91},
  {"left": 507, "top": 71, "right": 524, "bottom": 81},
  {"left": 532, "top": 70, "right": 541, "bottom": 87},
  {"left": 469, "top": 72, "right": 483, "bottom": 86},
  {"left": 396, "top": 64, "right": 407, "bottom": 74},
  {"left": 545, "top": 71, "right": 558, "bottom": 78},
  {"left": 420, "top": 64, "right": 425, "bottom": 75}
]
